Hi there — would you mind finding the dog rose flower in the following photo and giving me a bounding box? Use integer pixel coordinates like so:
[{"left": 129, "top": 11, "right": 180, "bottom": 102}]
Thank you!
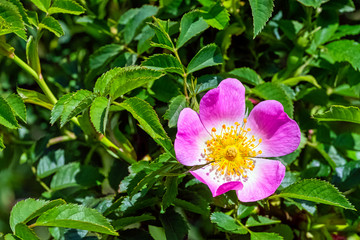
[{"left": 175, "top": 78, "right": 301, "bottom": 202}]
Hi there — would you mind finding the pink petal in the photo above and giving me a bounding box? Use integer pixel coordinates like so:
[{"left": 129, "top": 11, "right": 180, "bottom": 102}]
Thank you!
[
  {"left": 247, "top": 100, "right": 301, "bottom": 157},
  {"left": 199, "top": 78, "right": 246, "bottom": 132},
  {"left": 190, "top": 164, "right": 243, "bottom": 197},
  {"left": 174, "top": 108, "right": 210, "bottom": 166},
  {"left": 236, "top": 159, "right": 285, "bottom": 202}
]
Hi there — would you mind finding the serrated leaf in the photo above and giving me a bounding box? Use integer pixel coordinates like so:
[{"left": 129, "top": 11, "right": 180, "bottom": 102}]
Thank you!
[
  {"left": 277, "top": 179, "right": 355, "bottom": 210},
  {"left": 249, "top": 0, "right": 274, "bottom": 37},
  {"left": 35, "top": 204, "right": 118, "bottom": 236},
  {"left": 113, "top": 214, "right": 156, "bottom": 230},
  {"left": 37, "top": 149, "right": 66, "bottom": 178},
  {"left": 0, "top": 0, "right": 27, "bottom": 40},
  {"left": 48, "top": 0, "right": 85, "bottom": 15},
  {"left": 90, "top": 96, "right": 109, "bottom": 134},
  {"left": 160, "top": 208, "right": 188, "bottom": 240},
  {"left": 0, "top": 96, "right": 19, "bottom": 129},
  {"left": 330, "top": 24, "right": 360, "bottom": 41},
  {"left": 39, "top": 16, "right": 64, "bottom": 37},
  {"left": 7, "top": 0, "right": 29, "bottom": 25},
  {"left": 148, "top": 20, "right": 174, "bottom": 51},
  {"left": 50, "top": 93, "right": 72, "bottom": 125},
  {"left": 163, "top": 95, "right": 187, "bottom": 128},
  {"left": 4, "top": 234, "right": 21, "bottom": 240},
  {"left": 313, "top": 105, "right": 360, "bottom": 124},
  {"left": 187, "top": 43, "right": 223, "bottom": 74},
  {"left": 59, "top": 90, "right": 95, "bottom": 127},
  {"left": 124, "top": 5, "right": 158, "bottom": 44},
  {"left": 149, "top": 225, "right": 166, "bottom": 240},
  {"left": 229, "top": 68, "right": 263, "bottom": 86},
  {"left": 142, "top": 54, "right": 183, "bottom": 75},
  {"left": 9, "top": 198, "right": 65, "bottom": 232},
  {"left": 246, "top": 215, "right": 281, "bottom": 227},
  {"left": 252, "top": 82, "right": 294, "bottom": 118},
  {"left": 162, "top": 176, "right": 179, "bottom": 211},
  {"left": 120, "top": 97, "right": 174, "bottom": 156},
  {"left": 279, "top": 75, "right": 321, "bottom": 88},
  {"left": 250, "top": 232, "right": 283, "bottom": 240},
  {"left": 324, "top": 40, "right": 360, "bottom": 71},
  {"left": 27, "top": 11, "right": 39, "bottom": 27},
  {"left": 50, "top": 162, "right": 104, "bottom": 191},
  {"left": 210, "top": 212, "right": 248, "bottom": 234},
  {"left": 17, "top": 88, "right": 53, "bottom": 110},
  {"left": 29, "top": 0, "right": 51, "bottom": 12},
  {"left": 89, "top": 44, "right": 123, "bottom": 71},
  {"left": 94, "top": 66, "right": 163, "bottom": 99},
  {"left": 173, "top": 198, "right": 209, "bottom": 215},
  {"left": 6, "top": 94, "right": 26, "bottom": 123},
  {"left": 176, "top": 11, "right": 209, "bottom": 49},
  {"left": 202, "top": 2, "right": 229, "bottom": 30},
  {"left": 15, "top": 223, "right": 39, "bottom": 240},
  {"left": 296, "top": 0, "right": 329, "bottom": 8}
]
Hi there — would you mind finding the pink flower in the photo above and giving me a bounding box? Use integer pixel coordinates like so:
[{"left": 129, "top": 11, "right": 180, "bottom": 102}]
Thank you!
[{"left": 175, "top": 78, "right": 301, "bottom": 202}]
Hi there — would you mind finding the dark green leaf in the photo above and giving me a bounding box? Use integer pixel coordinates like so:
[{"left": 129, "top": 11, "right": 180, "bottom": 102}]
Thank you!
[
  {"left": 15, "top": 223, "right": 39, "bottom": 240},
  {"left": 142, "top": 54, "right": 183, "bottom": 75},
  {"left": 0, "top": 0, "right": 26, "bottom": 40},
  {"left": 39, "top": 16, "right": 64, "bottom": 37},
  {"left": 176, "top": 11, "right": 209, "bottom": 49},
  {"left": 89, "top": 44, "right": 123, "bottom": 71},
  {"left": 90, "top": 96, "right": 109, "bottom": 134},
  {"left": 35, "top": 204, "right": 118, "bottom": 236},
  {"left": 113, "top": 214, "right": 156, "bottom": 230},
  {"left": 148, "top": 225, "right": 166, "bottom": 240},
  {"left": 162, "top": 176, "right": 179, "bottom": 211},
  {"left": 173, "top": 198, "right": 209, "bottom": 215},
  {"left": 9, "top": 198, "right": 65, "bottom": 232},
  {"left": 202, "top": 2, "right": 230, "bottom": 30},
  {"left": 148, "top": 19, "right": 174, "bottom": 51},
  {"left": 297, "top": 0, "right": 328, "bottom": 8},
  {"left": 48, "top": 0, "right": 85, "bottom": 15},
  {"left": 50, "top": 93, "right": 72, "bottom": 125},
  {"left": 0, "top": 96, "right": 19, "bottom": 129},
  {"left": 250, "top": 232, "right": 283, "bottom": 240},
  {"left": 324, "top": 40, "right": 360, "bottom": 71},
  {"left": 6, "top": 94, "right": 26, "bottom": 123},
  {"left": 160, "top": 208, "right": 188, "bottom": 240},
  {"left": 163, "top": 95, "right": 187, "bottom": 128},
  {"left": 17, "top": 88, "right": 52, "bottom": 110},
  {"left": 313, "top": 105, "right": 360, "bottom": 124},
  {"left": 277, "top": 179, "right": 355, "bottom": 210},
  {"left": 210, "top": 212, "right": 248, "bottom": 234},
  {"left": 37, "top": 149, "right": 66, "bottom": 178},
  {"left": 187, "top": 43, "right": 223, "bottom": 74},
  {"left": 246, "top": 215, "right": 281, "bottom": 227},
  {"left": 249, "top": 0, "right": 274, "bottom": 37},
  {"left": 229, "top": 68, "right": 263, "bottom": 86}
]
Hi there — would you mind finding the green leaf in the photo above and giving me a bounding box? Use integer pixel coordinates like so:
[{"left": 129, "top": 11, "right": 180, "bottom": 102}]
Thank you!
[
  {"left": 252, "top": 82, "right": 294, "bottom": 118},
  {"left": 330, "top": 24, "right": 360, "bottom": 41},
  {"left": 0, "top": 0, "right": 27, "bottom": 40},
  {"left": 210, "top": 212, "right": 248, "bottom": 234},
  {"left": 313, "top": 105, "right": 360, "bottom": 124},
  {"left": 51, "top": 90, "right": 95, "bottom": 127},
  {"left": 250, "top": 232, "right": 283, "bottom": 240},
  {"left": 159, "top": 208, "right": 188, "bottom": 240},
  {"left": 237, "top": 204, "right": 256, "bottom": 219},
  {"left": 162, "top": 176, "right": 179, "bottom": 211},
  {"left": 124, "top": 5, "right": 158, "bottom": 44},
  {"left": 29, "top": 0, "right": 51, "bottom": 12},
  {"left": 113, "top": 214, "right": 156, "bottom": 230},
  {"left": 27, "top": 11, "right": 39, "bottom": 27},
  {"left": 37, "top": 149, "right": 66, "bottom": 178},
  {"left": 202, "top": 2, "right": 230, "bottom": 30},
  {"left": 148, "top": 19, "right": 174, "bottom": 52},
  {"left": 141, "top": 54, "right": 183, "bottom": 75},
  {"left": 6, "top": 94, "right": 26, "bottom": 123},
  {"left": 176, "top": 11, "right": 209, "bottom": 49},
  {"left": 246, "top": 215, "right": 281, "bottom": 227},
  {"left": 35, "top": 204, "right": 118, "bottom": 236},
  {"left": 50, "top": 162, "right": 104, "bottom": 191},
  {"left": 17, "top": 88, "right": 53, "bottom": 110},
  {"left": 277, "top": 179, "right": 355, "bottom": 210},
  {"left": 324, "top": 40, "right": 360, "bottom": 71},
  {"left": 4, "top": 234, "right": 21, "bottom": 240},
  {"left": 149, "top": 225, "right": 166, "bottom": 240},
  {"left": 0, "top": 96, "right": 19, "bottom": 129},
  {"left": 90, "top": 96, "right": 109, "bottom": 135},
  {"left": 7, "top": 0, "right": 29, "bottom": 25},
  {"left": 279, "top": 75, "right": 321, "bottom": 88},
  {"left": 297, "top": 0, "right": 328, "bottom": 8},
  {"left": 249, "top": 0, "right": 274, "bottom": 37},
  {"left": 163, "top": 95, "right": 187, "bottom": 128},
  {"left": 0, "top": 135, "right": 5, "bottom": 150},
  {"left": 229, "top": 68, "right": 263, "bottom": 86},
  {"left": 48, "top": 0, "right": 85, "bottom": 15},
  {"left": 187, "top": 43, "right": 223, "bottom": 74},
  {"left": 15, "top": 223, "right": 39, "bottom": 240},
  {"left": 94, "top": 66, "right": 164, "bottom": 99},
  {"left": 89, "top": 44, "right": 123, "bottom": 71},
  {"left": 39, "top": 16, "right": 64, "bottom": 37},
  {"left": 119, "top": 97, "right": 174, "bottom": 156},
  {"left": 173, "top": 198, "right": 209, "bottom": 215},
  {"left": 26, "top": 36, "right": 41, "bottom": 75},
  {"left": 9, "top": 198, "right": 65, "bottom": 232}
]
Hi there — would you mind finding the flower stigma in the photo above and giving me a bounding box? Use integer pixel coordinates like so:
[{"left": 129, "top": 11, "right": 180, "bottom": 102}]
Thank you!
[{"left": 204, "top": 118, "right": 262, "bottom": 180}]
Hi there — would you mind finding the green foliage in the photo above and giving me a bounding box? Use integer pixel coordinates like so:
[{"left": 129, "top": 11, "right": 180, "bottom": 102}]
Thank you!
[
  {"left": 229, "top": 68, "right": 263, "bottom": 86},
  {"left": 14, "top": 223, "right": 39, "bottom": 240},
  {"left": 210, "top": 212, "right": 248, "bottom": 234},
  {"left": 249, "top": 0, "right": 274, "bottom": 37},
  {"left": 163, "top": 95, "right": 187, "bottom": 128},
  {"left": 0, "top": 0, "right": 26, "bottom": 40},
  {"left": 187, "top": 43, "right": 223, "bottom": 74},
  {"left": 324, "top": 40, "right": 360, "bottom": 71},
  {"left": 48, "top": 0, "right": 85, "bottom": 15},
  {"left": 39, "top": 16, "right": 64, "bottom": 37},
  {"left": 0, "top": 96, "right": 19, "bottom": 129},
  {"left": 142, "top": 54, "right": 183, "bottom": 75},
  {"left": 90, "top": 96, "right": 109, "bottom": 134},
  {"left": 277, "top": 179, "right": 355, "bottom": 210},
  {"left": 313, "top": 105, "right": 360, "bottom": 124},
  {"left": 159, "top": 208, "right": 188, "bottom": 240},
  {"left": 29, "top": 0, "right": 51, "bottom": 12},
  {"left": 250, "top": 232, "right": 283, "bottom": 240},
  {"left": 202, "top": 2, "right": 230, "bottom": 30},
  {"left": 5, "top": 94, "right": 26, "bottom": 123}
]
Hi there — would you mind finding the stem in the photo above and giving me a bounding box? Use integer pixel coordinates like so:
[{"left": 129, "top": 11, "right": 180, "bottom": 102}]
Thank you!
[
  {"left": 11, "top": 54, "right": 57, "bottom": 105},
  {"left": 31, "top": 166, "right": 51, "bottom": 192},
  {"left": 173, "top": 47, "right": 189, "bottom": 101}
]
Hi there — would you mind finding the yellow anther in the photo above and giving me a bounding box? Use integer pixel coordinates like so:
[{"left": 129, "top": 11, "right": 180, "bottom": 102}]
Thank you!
[
  {"left": 222, "top": 124, "right": 226, "bottom": 129},
  {"left": 243, "top": 118, "right": 247, "bottom": 123},
  {"left": 212, "top": 127, "right": 217, "bottom": 132},
  {"left": 259, "top": 138, "right": 262, "bottom": 143}
]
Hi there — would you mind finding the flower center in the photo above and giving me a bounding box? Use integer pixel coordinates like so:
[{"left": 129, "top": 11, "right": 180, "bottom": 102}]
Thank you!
[{"left": 204, "top": 118, "right": 262, "bottom": 178}]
